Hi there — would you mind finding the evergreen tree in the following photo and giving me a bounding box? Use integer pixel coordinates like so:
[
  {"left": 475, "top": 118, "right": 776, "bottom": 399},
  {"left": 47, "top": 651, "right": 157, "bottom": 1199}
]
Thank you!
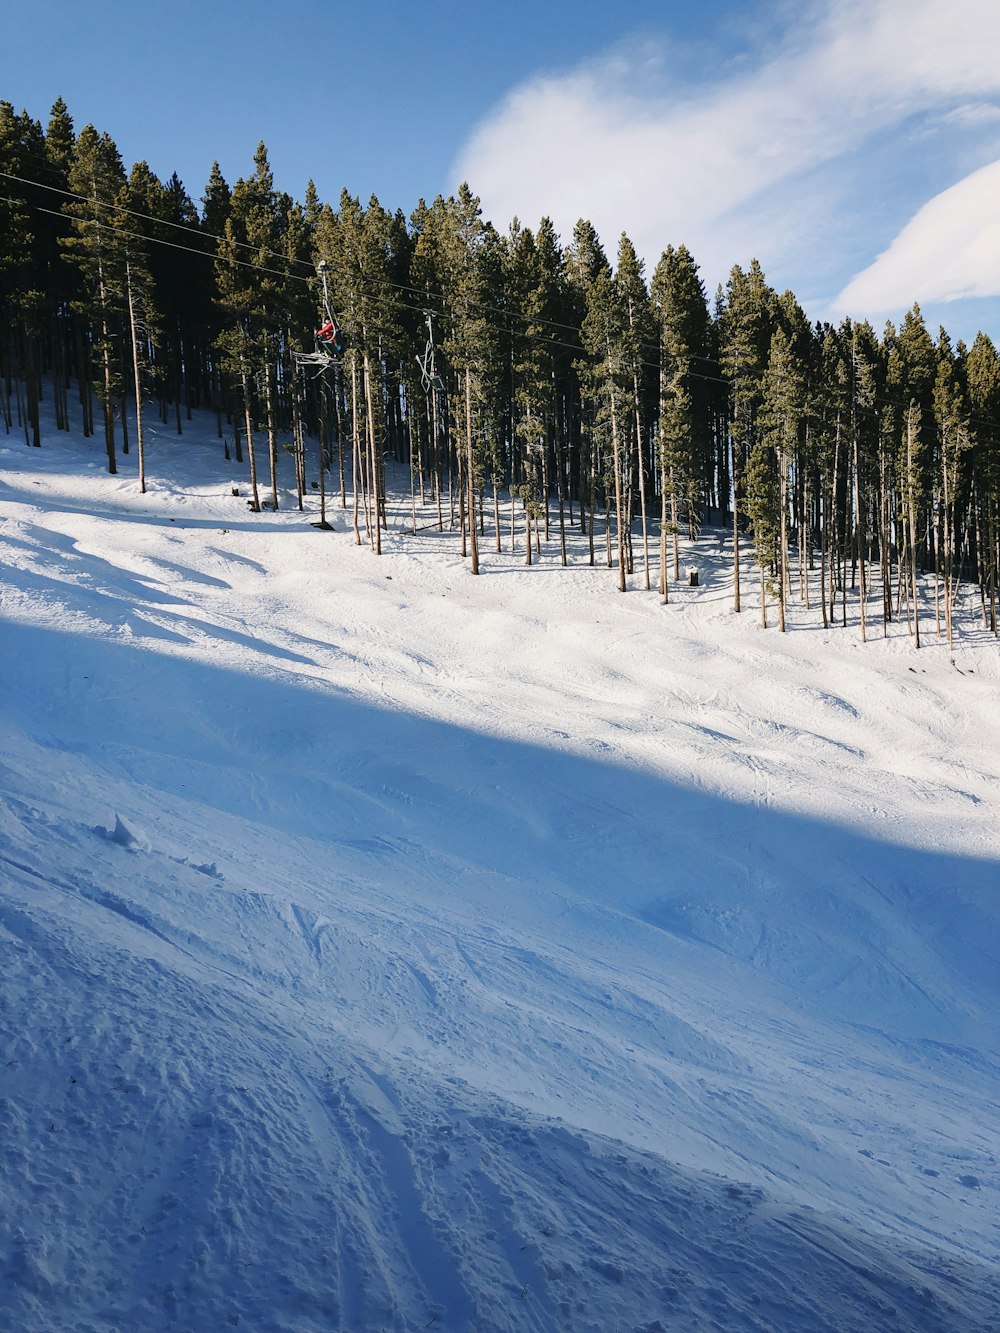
[
  {"left": 534, "top": 216, "right": 575, "bottom": 556},
  {"left": 615, "top": 234, "right": 655, "bottom": 588},
  {"left": 965, "top": 332, "right": 1000, "bottom": 631},
  {"left": 157, "top": 171, "right": 204, "bottom": 430},
  {"left": 114, "top": 168, "right": 161, "bottom": 490},
  {"left": 318, "top": 189, "right": 407, "bottom": 551},
  {"left": 200, "top": 161, "right": 232, "bottom": 433},
  {"left": 933, "top": 330, "right": 969, "bottom": 652},
  {"left": 757, "top": 325, "right": 807, "bottom": 630},
  {"left": 41, "top": 98, "right": 77, "bottom": 435},
  {"left": 743, "top": 437, "right": 780, "bottom": 627},
  {"left": 213, "top": 142, "right": 290, "bottom": 510},
  {"left": 566, "top": 218, "right": 611, "bottom": 569},
  {"left": 719, "top": 260, "right": 775, "bottom": 611},
  {"left": 506, "top": 219, "right": 553, "bottom": 560},
  {"left": 651, "top": 243, "right": 711, "bottom": 596},
  {"left": 579, "top": 262, "right": 630, "bottom": 590},
  {"left": 434, "top": 183, "right": 501, "bottom": 573},
  {"left": 0, "top": 102, "right": 42, "bottom": 442},
  {"left": 839, "top": 318, "right": 880, "bottom": 640},
  {"left": 61, "top": 125, "right": 128, "bottom": 471}
]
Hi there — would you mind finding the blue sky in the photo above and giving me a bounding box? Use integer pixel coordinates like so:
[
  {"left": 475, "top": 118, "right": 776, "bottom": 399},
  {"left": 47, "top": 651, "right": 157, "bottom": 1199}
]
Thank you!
[{"left": 7, "top": 0, "right": 1000, "bottom": 343}]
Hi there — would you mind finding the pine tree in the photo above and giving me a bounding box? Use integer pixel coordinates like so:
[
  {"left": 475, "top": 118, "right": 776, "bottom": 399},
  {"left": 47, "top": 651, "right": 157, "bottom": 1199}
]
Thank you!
[
  {"left": 566, "top": 219, "right": 610, "bottom": 567},
  {"left": 213, "top": 143, "right": 290, "bottom": 511},
  {"left": 214, "top": 201, "right": 263, "bottom": 511},
  {"left": 933, "top": 330, "right": 969, "bottom": 653},
  {"left": 839, "top": 318, "right": 880, "bottom": 640},
  {"left": 579, "top": 263, "right": 630, "bottom": 590},
  {"left": 965, "top": 332, "right": 1000, "bottom": 631},
  {"left": 506, "top": 219, "right": 554, "bottom": 560},
  {"left": 434, "top": 184, "right": 502, "bottom": 574},
  {"left": 651, "top": 243, "right": 711, "bottom": 597},
  {"left": 895, "top": 305, "right": 937, "bottom": 641},
  {"left": 158, "top": 172, "right": 203, "bottom": 430},
  {"left": 318, "top": 189, "right": 407, "bottom": 552},
  {"left": 615, "top": 234, "right": 655, "bottom": 588},
  {"left": 199, "top": 162, "right": 232, "bottom": 436},
  {"left": 0, "top": 102, "right": 43, "bottom": 442},
  {"left": 719, "top": 260, "right": 775, "bottom": 612},
  {"left": 41, "top": 99, "right": 77, "bottom": 435},
  {"left": 535, "top": 217, "right": 575, "bottom": 560},
  {"left": 758, "top": 325, "right": 806, "bottom": 630},
  {"left": 114, "top": 169, "right": 161, "bottom": 491},
  {"left": 61, "top": 125, "right": 128, "bottom": 472}
]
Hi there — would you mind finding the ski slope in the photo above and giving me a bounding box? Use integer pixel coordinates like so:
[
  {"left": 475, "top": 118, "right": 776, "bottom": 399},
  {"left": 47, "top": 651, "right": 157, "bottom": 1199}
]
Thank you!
[{"left": 1, "top": 410, "right": 998, "bottom": 1332}]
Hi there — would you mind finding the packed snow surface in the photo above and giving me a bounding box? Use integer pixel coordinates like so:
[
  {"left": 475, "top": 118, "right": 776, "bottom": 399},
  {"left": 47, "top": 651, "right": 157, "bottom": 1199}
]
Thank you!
[{"left": 1, "top": 410, "right": 998, "bottom": 1332}]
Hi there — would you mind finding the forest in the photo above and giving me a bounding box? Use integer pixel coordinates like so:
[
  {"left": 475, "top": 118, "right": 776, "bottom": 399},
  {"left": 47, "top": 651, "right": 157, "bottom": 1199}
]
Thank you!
[{"left": 2, "top": 95, "right": 999, "bottom": 646}]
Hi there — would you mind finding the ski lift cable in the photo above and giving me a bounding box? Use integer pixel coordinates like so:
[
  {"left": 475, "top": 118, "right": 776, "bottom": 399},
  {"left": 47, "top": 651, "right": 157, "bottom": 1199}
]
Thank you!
[
  {"left": 2, "top": 165, "right": 835, "bottom": 382},
  {"left": 1, "top": 167, "right": 722, "bottom": 368},
  {"left": 5, "top": 186, "right": 1000, "bottom": 430},
  {"left": 7, "top": 165, "right": 996, "bottom": 396},
  {"left": 0, "top": 166, "right": 319, "bottom": 275}
]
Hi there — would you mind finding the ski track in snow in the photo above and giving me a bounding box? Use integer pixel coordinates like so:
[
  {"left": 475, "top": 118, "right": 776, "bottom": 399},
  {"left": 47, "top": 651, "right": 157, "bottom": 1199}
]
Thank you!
[{"left": 0, "top": 413, "right": 999, "bottom": 1332}]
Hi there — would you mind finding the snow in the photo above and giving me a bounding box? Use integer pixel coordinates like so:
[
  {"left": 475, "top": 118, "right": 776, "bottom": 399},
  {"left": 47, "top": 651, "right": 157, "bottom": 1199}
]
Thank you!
[{"left": 1, "top": 407, "right": 998, "bottom": 1332}]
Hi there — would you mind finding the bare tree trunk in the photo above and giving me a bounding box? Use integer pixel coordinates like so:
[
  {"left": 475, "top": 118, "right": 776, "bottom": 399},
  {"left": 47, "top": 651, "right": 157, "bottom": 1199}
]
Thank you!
[
  {"left": 854, "top": 429, "right": 866, "bottom": 642},
  {"left": 100, "top": 333, "right": 116, "bottom": 474},
  {"left": 119, "top": 386, "right": 129, "bottom": 457},
  {"left": 760, "top": 565, "right": 767, "bottom": 629},
  {"left": 556, "top": 432, "right": 568, "bottom": 568},
  {"left": 334, "top": 372, "right": 346, "bottom": 507},
  {"left": 24, "top": 333, "right": 41, "bottom": 447},
  {"left": 659, "top": 449, "right": 669, "bottom": 604},
  {"left": 430, "top": 389, "right": 443, "bottom": 531},
  {"left": 94, "top": 246, "right": 118, "bottom": 473},
  {"left": 316, "top": 372, "right": 332, "bottom": 529},
  {"left": 802, "top": 466, "right": 812, "bottom": 612},
  {"left": 264, "top": 361, "right": 279, "bottom": 510},
  {"left": 820, "top": 484, "right": 828, "bottom": 629},
  {"left": 731, "top": 435, "right": 741, "bottom": 613},
  {"left": 670, "top": 466, "right": 681, "bottom": 584},
  {"left": 466, "top": 369, "right": 479, "bottom": 575},
  {"left": 126, "top": 262, "right": 146, "bottom": 494},
  {"left": 459, "top": 446, "right": 467, "bottom": 558},
  {"left": 906, "top": 404, "right": 920, "bottom": 647},
  {"left": 779, "top": 448, "right": 788, "bottom": 633},
  {"left": 633, "top": 374, "right": 650, "bottom": 590},
  {"left": 942, "top": 442, "right": 953, "bottom": 655},
  {"left": 350, "top": 355, "right": 363, "bottom": 544},
  {"left": 609, "top": 386, "right": 626, "bottom": 592},
  {"left": 587, "top": 435, "right": 596, "bottom": 567},
  {"left": 363, "top": 352, "right": 380, "bottom": 554},
  {"left": 291, "top": 366, "right": 306, "bottom": 512},
  {"left": 830, "top": 422, "right": 841, "bottom": 625},
  {"left": 239, "top": 359, "right": 260, "bottom": 512}
]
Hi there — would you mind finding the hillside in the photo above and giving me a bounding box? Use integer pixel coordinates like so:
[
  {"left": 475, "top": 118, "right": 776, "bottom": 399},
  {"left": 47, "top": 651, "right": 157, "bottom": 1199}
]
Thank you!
[{"left": 1, "top": 413, "right": 999, "bottom": 1333}]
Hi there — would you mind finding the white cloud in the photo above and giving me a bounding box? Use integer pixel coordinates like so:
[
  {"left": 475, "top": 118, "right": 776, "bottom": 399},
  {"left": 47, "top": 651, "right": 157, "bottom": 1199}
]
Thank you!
[
  {"left": 834, "top": 157, "right": 1000, "bottom": 312},
  {"left": 451, "top": 0, "right": 1000, "bottom": 295}
]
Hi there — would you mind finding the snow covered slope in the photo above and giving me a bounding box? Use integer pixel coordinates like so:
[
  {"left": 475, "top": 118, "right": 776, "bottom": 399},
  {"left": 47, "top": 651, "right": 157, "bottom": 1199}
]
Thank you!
[{"left": 1, "top": 415, "right": 998, "bottom": 1332}]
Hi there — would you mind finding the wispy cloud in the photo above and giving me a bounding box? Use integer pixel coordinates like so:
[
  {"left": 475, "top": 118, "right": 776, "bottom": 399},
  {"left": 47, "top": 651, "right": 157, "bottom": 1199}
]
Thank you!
[
  {"left": 452, "top": 0, "right": 1000, "bottom": 313},
  {"left": 941, "top": 103, "right": 1000, "bottom": 129}
]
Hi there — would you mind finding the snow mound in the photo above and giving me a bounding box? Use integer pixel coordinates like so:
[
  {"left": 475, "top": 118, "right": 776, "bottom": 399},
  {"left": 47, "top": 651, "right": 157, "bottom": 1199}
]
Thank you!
[{"left": 95, "top": 813, "right": 152, "bottom": 852}]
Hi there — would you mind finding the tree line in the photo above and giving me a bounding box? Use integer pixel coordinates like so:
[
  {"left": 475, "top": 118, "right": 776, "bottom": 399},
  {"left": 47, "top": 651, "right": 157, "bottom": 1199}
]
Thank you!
[{"left": 2, "top": 96, "right": 999, "bottom": 645}]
